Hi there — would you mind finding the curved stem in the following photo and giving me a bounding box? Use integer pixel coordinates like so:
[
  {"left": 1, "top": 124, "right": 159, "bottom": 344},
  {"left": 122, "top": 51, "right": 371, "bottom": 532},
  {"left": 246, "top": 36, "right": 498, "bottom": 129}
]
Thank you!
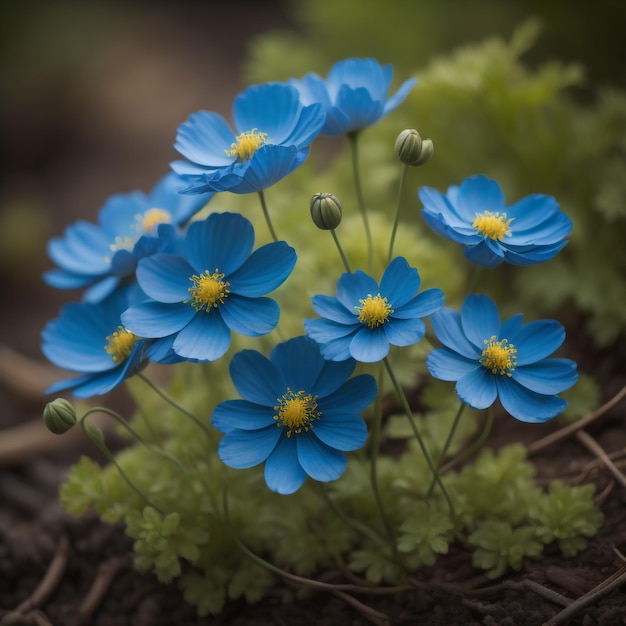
[
  {"left": 347, "top": 132, "right": 372, "bottom": 271},
  {"left": 257, "top": 189, "right": 278, "bottom": 242},
  {"left": 382, "top": 357, "right": 455, "bottom": 519},
  {"left": 330, "top": 228, "right": 352, "bottom": 273},
  {"left": 137, "top": 372, "right": 211, "bottom": 440},
  {"left": 426, "top": 401, "right": 467, "bottom": 497},
  {"left": 388, "top": 163, "right": 409, "bottom": 262}
]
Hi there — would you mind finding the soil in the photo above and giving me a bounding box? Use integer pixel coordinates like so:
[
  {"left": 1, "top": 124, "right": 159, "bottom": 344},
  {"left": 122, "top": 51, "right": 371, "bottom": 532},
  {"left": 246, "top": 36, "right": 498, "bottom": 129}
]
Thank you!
[{"left": 3, "top": 3, "right": 626, "bottom": 626}]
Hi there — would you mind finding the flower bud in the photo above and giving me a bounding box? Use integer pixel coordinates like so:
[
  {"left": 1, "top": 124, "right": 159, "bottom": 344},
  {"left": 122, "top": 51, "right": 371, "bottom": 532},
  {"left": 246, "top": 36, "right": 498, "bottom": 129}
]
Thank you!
[
  {"left": 43, "top": 398, "right": 77, "bottom": 434},
  {"left": 310, "top": 193, "right": 343, "bottom": 230},
  {"left": 394, "top": 130, "right": 434, "bottom": 167}
]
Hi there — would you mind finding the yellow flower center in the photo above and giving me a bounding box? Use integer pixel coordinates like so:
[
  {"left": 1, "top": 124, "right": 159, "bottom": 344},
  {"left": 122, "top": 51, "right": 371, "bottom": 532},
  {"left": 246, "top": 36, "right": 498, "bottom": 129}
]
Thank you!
[
  {"left": 472, "top": 211, "right": 513, "bottom": 240},
  {"left": 106, "top": 208, "right": 172, "bottom": 261},
  {"left": 480, "top": 336, "right": 517, "bottom": 376},
  {"left": 104, "top": 326, "right": 138, "bottom": 364},
  {"left": 274, "top": 389, "right": 321, "bottom": 437},
  {"left": 356, "top": 294, "right": 394, "bottom": 329},
  {"left": 225, "top": 128, "right": 268, "bottom": 162},
  {"left": 188, "top": 270, "right": 230, "bottom": 311}
]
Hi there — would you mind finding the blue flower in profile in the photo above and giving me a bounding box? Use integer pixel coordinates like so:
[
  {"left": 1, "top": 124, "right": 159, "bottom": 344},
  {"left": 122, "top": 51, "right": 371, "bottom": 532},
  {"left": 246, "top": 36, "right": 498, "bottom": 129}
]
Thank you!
[
  {"left": 171, "top": 83, "right": 325, "bottom": 195},
  {"left": 289, "top": 57, "right": 417, "bottom": 136},
  {"left": 44, "top": 172, "right": 214, "bottom": 302},
  {"left": 304, "top": 257, "right": 444, "bottom": 363},
  {"left": 41, "top": 285, "right": 151, "bottom": 398},
  {"left": 426, "top": 294, "right": 578, "bottom": 422},
  {"left": 212, "top": 336, "right": 377, "bottom": 494},
  {"left": 418, "top": 175, "right": 573, "bottom": 268},
  {"left": 121, "top": 212, "right": 296, "bottom": 362}
]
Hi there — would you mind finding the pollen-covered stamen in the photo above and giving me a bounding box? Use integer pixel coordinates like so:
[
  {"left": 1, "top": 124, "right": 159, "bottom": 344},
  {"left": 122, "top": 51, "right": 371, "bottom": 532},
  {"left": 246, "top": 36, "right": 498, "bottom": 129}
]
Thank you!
[
  {"left": 355, "top": 294, "right": 394, "bottom": 329},
  {"left": 480, "top": 335, "right": 518, "bottom": 376},
  {"left": 225, "top": 128, "right": 268, "bottom": 162},
  {"left": 472, "top": 211, "right": 514, "bottom": 240},
  {"left": 104, "top": 326, "right": 138, "bottom": 364},
  {"left": 274, "top": 389, "right": 321, "bottom": 438},
  {"left": 188, "top": 269, "right": 230, "bottom": 312}
]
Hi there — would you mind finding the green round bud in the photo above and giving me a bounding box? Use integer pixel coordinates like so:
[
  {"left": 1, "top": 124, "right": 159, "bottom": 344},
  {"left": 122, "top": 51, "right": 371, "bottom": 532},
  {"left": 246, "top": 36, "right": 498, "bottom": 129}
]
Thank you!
[
  {"left": 43, "top": 398, "right": 77, "bottom": 434},
  {"left": 310, "top": 193, "right": 343, "bottom": 230},
  {"left": 411, "top": 138, "right": 434, "bottom": 166},
  {"left": 395, "top": 129, "right": 422, "bottom": 165}
]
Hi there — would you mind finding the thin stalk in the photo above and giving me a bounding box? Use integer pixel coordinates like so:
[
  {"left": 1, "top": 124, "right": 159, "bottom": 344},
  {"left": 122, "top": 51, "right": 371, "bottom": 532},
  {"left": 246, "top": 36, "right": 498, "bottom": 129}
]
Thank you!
[
  {"left": 426, "top": 401, "right": 467, "bottom": 497},
  {"left": 257, "top": 189, "right": 278, "bottom": 242},
  {"left": 330, "top": 228, "right": 352, "bottom": 273},
  {"left": 388, "top": 163, "right": 409, "bottom": 262},
  {"left": 347, "top": 132, "right": 372, "bottom": 271},
  {"left": 382, "top": 357, "right": 455, "bottom": 519},
  {"left": 137, "top": 372, "right": 211, "bottom": 439}
]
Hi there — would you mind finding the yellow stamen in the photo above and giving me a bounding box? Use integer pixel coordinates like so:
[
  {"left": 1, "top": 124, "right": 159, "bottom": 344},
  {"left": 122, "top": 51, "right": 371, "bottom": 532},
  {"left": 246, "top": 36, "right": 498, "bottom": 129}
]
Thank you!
[
  {"left": 472, "top": 211, "right": 513, "bottom": 240},
  {"left": 104, "top": 326, "right": 138, "bottom": 364},
  {"left": 188, "top": 269, "right": 230, "bottom": 311},
  {"left": 355, "top": 294, "right": 394, "bottom": 329},
  {"left": 274, "top": 389, "right": 320, "bottom": 437},
  {"left": 480, "top": 336, "right": 517, "bottom": 376},
  {"left": 225, "top": 128, "right": 268, "bottom": 162}
]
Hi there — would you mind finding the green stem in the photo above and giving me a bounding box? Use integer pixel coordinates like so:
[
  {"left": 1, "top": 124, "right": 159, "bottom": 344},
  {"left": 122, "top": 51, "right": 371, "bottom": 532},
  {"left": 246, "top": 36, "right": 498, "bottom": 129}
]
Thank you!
[
  {"left": 347, "top": 132, "right": 372, "bottom": 271},
  {"left": 137, "top": 372, "right": 211, "bottom": 440},
  {"left": 382, "top": 357, "right": 455, "bottom": 519},
  {"left": 257, "top": 189, "right": 278, "bottom": 242},
  {"left": 388, "top": 163, "right": 409, "bottom": 262},
  {"left": 330, "top": 228, "right": 352, "bottom": 273},
  {"left": 426, "top": 401, "right": 466, "bottom": 497}
]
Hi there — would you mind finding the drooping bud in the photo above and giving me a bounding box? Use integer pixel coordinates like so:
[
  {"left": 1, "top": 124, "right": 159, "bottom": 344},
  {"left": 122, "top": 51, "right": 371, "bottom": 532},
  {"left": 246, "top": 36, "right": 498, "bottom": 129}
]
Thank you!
[
  {"left": 43, "top": 398, "right": 77, "bottom": 434},
  {"left": 394, "top": 130, "right": 434, "bottom": 167},
  {"left": 310, "top": 193, "right": 343, "bottom": 230}
]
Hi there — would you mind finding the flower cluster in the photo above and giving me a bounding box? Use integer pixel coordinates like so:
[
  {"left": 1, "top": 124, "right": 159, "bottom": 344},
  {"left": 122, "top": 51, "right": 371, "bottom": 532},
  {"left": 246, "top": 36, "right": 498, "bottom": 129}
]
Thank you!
[{"left": 42, "top": 55, "right": 577, "bottom": 503}]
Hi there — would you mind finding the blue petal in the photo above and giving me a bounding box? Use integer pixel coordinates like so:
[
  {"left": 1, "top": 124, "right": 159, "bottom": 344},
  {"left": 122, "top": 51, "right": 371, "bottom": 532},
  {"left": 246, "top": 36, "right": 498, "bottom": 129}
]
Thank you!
[
  {"left": 379, "top": 257, "right": 420, "bottom": 308},
  {"left": 83, "top": 276, "right": 121, "bottom": 303},
  {"left": 121, "top": 301, "right": 194, "bottom": 338},
  {"left": 419, "top": 186, "right": 475, "bottom": 234},
  {"left": 497, "top": 376, "right": 567, "bottom": 423},
  {"left": 461, "top": 294, "right": 501, "bottom": 348},
  {"left": 463, "top": 241, "right": 504, "bottom": 267},
  {"left": 43, "top": 269, "right": 98, "bottom": 290},
  {"left": 456, "top": 366, "right": 498, "bottom": 410},
  {"left": 506, "top": 194, "right": 560, "bottom": 231},
  {"left": 297, "top": 432, "right": 347, "bottom": 482},
  {"left": 229, "top": 349, "right": 285, "bottom": 406},
  {"left": 172, "top": 311, "right": 231, "bottom": 361},
  {"left": 312, "top": 414, "right": 368, "bottom": 452},
  {"left": 220, "top": 295, "right": 279, "bottom": 337},
  {"left": 500, "top": 313, "right": 524, "bottom": 338},
  {"left": 317, "top": 334, "right": 355, "bottom": 362},
  {"left": 136, "top": 254, "right": 195, "bottom": 303},
  {"left": 508, "top": 320, "right": 565, "bottom": 366},
  {"left": 393, "top": 288, "right": 445, "bottom": 320},
  {"left": 264, "top": 435, "right": 306, "bottom": 494},
  {"left": 304, "top": 317, "right": 355, "bottom": 343},
  {"left": 350, "top": 326, "right": 389, "bottom": 363},
  {"left": 228, "top": 241, "right": 296, "bottom": 297},
  {"left": 426, "top": 348, "right": 479, "bottom": 382},
  {"left": 456, "top": 175, "right": 506, "bottom": 220},
  {"left": 174, "top": 111, "right": 235, "bottom": 167},
  {"left": 311, "top": 295, "right": 355, "bottom": 324},
  {"left": 319, "top": 374, "right": 378, "bottom": 416},
  {"left": 384, "top": 317, "right": 426, "bottom": 347},
  {"left": 430, "top": 308, "right": 482, "bottom": 359},
  {"left": 335, "top": 270, "right": 378, "bottom": 310},
  {"left": 218, "top": 426, "right": 281, "bottom": 469},
  {"left": 502, "top": 242, "right": 568, "bottom": 266},
  {"left": 211, "top": 399, "right": 276, "bottom": 433},
  {"left": 270, "top": 336, "right": 324, "bottom": 392},
  {"left": 47, "top": 222, "right": 110, "bottom": 274},
  {"left": 512, "top": 358, "right": 578, "bottom": 394},
  {"left": 311, "top": 358, "right": 356, "bottom": 398},
  {"left": 148, "top": 171, "right": 214, "bottom": 224},
  {"left": 382, "top": 77, "right": 417, "bottom": 116},
  {"left": 185, "top": 213, "right": 255, "bottom": 275}
]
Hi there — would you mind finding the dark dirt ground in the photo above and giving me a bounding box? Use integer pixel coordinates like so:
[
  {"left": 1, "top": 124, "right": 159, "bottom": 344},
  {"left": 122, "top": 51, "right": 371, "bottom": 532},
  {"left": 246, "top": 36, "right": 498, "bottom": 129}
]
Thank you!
[{"left": 2, "top": 3, "right": 626, "bottom": 625}]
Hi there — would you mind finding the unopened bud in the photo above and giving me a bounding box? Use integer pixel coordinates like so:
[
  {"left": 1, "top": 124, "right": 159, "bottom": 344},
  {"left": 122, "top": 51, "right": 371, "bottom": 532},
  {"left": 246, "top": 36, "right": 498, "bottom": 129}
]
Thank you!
[
  {"left": 43, "top": 398, "right": 77, "bottom": 434},
  {"left": 310, "top": 193, "right": 343, "bottom": 230},
  {"left": 395, "top": 130, "right": 434, "bottom": 167}
]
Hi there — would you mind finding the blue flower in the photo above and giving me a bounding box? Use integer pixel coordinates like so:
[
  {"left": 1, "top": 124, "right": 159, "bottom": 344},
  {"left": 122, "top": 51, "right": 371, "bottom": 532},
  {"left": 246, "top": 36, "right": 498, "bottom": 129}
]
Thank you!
[
  {"left": 121, "top": 212, "right": 297, "bottom": 362},
  {"left": 289, "top": 57, "right": 417, "bottom": 136},
  {"left": 171, "top": 83, "right": 325, "bottom": 194},
  {"left": 41, "top": 285, "right": 151, "bottom": 398},
  {"left": 44, "top": 172, "right": 213, "bottom": 302},
  {"left": 418, "top": 175, "right": 573, "bottom": 268},
  {"left": 304, "top": 257, "right": 444, "bottom": 363},
  {"left": 426, "top": 294, "right": 578, "bottom": 422},
  {"left": 212, "top": 336, "right": 377, "bottom": 494}
]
